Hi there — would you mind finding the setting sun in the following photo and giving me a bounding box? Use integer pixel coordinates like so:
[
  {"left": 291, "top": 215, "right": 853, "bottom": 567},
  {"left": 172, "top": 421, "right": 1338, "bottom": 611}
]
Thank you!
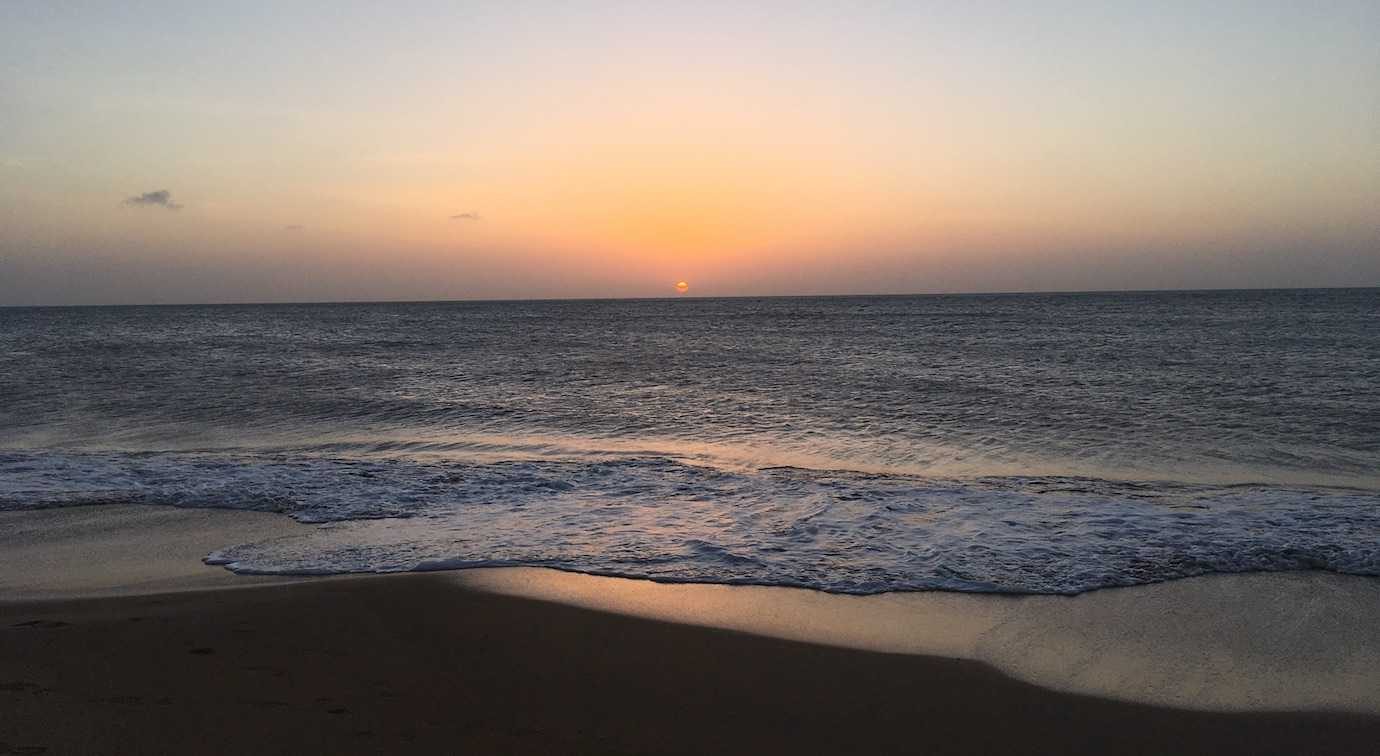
[{"left": 675, "top": 281, "right": 690, "bottom": 294}]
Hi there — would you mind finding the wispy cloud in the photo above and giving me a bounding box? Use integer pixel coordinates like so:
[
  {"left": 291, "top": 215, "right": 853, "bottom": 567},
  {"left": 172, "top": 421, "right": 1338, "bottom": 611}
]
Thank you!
[
  {"left": 284, "top": 224, "right": 303, "bottom": 231},
  {"left": 449, "top": 212, "right": 480, "bottom": 221},
  {"left": 123, "top": 190, "right": 182, "bottom": 210}
]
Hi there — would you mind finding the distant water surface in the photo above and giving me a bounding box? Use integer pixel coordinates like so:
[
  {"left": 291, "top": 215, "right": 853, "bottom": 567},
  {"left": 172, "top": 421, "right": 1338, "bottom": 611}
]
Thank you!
[{"left": 2, "top": 290, "right": 1378, "bottom": 593}]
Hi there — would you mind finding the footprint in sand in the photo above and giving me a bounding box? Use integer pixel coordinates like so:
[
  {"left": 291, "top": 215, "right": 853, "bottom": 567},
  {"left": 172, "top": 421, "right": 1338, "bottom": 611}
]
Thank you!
[
  {"left": 89, "top": 695, "right": 142, "bottom": 705},
  {"left": 0, "top": 743, "right": 49, "bottom": 754},
  {"left": 0, "top": 682, "right": 49, "bottom": 695}
]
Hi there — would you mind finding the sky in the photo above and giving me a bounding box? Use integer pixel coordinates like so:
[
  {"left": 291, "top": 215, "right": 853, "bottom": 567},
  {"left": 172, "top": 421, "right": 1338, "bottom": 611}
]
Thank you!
[{"left": 1, "top": 1, "right": 1377, "bottom": 305}]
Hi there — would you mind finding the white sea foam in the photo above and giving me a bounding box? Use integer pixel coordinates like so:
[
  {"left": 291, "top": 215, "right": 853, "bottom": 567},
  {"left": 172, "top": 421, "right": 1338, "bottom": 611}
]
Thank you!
[{"left": 5, "top": 450, "right": 1378, "bottom": 594}]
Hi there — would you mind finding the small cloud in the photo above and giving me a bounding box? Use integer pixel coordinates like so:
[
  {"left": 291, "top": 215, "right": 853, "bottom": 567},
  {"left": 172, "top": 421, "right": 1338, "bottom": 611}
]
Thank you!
[
  {"left": 283, "top": 224, "right": 303, "bottom": 231},
  {"left": 449, "top": 212, "right": 480, "bottom": 221},
  {"left": 123, "top": 190, "right": 182, "bottom": 210},
  {"left": 0, "top": 155, "right": 43, "bottom": 169}
]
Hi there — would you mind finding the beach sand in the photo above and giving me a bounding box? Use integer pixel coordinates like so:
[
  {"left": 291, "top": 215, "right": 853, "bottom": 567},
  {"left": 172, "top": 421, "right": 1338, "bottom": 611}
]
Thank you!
[{"left": 2, "top": 505, "right": 1378, "bottom": 754}]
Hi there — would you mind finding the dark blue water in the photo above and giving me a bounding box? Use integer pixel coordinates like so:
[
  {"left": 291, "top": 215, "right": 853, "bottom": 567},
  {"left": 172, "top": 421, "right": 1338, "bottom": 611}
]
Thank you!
[{"left": 2, "top": 290, "right": 1378, "bottom": 593}]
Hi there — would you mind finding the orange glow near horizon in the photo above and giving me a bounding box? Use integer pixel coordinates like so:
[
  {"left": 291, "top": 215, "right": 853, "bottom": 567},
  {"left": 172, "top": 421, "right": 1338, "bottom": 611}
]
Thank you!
[{"left": 2, "top": 3, "right": 1377, "bottom": 304}]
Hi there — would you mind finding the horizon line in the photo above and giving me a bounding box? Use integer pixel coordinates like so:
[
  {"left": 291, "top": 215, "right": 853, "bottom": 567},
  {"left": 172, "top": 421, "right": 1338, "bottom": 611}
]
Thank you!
[{"left": 2, "top": 284, "right": 1377, "bottom": 309}]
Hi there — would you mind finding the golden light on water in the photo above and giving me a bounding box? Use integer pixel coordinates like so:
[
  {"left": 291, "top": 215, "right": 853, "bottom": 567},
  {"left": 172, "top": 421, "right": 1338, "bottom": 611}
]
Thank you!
[{"left": 675, "top": 281, "right": 690, "bottom": 294}]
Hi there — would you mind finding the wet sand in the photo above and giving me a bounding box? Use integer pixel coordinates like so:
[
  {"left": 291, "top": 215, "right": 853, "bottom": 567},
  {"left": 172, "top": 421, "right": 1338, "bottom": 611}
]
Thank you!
[
  {"left": 0, "top": 505, "right": 304, "bottom": 599},
  {"left": 2, "top": 505, "right": 1378, "bottom": 754},
  {"left": 6, "top": 573, "right": 1380, "bottom": 755}
]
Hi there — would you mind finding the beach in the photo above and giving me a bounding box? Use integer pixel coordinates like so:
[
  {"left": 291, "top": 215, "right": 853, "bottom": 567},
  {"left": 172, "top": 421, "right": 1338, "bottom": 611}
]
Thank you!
[
  {"left": 3, "top": 506, "right": 1378, "bottom": 755},
  {"left": 6, "top": 1, "right": 1379, "bottom": 751}
]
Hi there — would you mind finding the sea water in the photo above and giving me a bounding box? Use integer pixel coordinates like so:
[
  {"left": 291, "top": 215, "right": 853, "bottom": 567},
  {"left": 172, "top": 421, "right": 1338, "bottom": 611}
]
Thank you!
[{"left": 2, "top": 290, "right": 1377, "bottom": 594}]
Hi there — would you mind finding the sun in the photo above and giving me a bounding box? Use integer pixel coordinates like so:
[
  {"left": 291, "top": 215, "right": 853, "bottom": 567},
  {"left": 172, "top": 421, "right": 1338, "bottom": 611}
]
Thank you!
[{"left": 674, "top": 281, "right": 689, "bottom": 294}]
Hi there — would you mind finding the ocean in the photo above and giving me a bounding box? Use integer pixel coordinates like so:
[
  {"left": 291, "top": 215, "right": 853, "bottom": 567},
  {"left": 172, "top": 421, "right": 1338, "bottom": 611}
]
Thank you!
[{"left": 2, "top": 289, "right": 1377, "bottom": 594}]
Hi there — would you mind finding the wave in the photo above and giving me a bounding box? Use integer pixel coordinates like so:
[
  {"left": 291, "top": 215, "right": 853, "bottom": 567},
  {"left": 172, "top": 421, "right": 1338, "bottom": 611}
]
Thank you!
[{"left": 3, "top": 450, "right": 1378, "bottom": 595}]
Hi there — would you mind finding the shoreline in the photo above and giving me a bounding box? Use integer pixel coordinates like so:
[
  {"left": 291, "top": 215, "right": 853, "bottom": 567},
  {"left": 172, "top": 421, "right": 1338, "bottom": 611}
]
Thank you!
[
  {"left": 3, "top": 504, "right": 1379, "bottom": 753},
  {"left": 4, "top": 504, "right": 1379, "bottom": 713},
  {"left": 452, "top": 565, "right": 1380, "bottom": 714}
]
